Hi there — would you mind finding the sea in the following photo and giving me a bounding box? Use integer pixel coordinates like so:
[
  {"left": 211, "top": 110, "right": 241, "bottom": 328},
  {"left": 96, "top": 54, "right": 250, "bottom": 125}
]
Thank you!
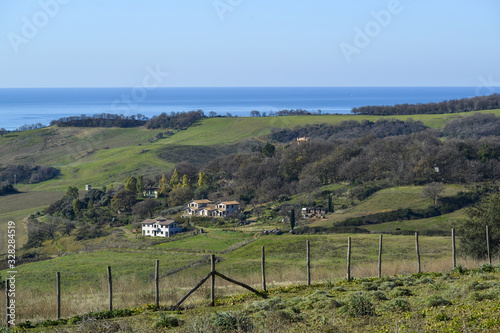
[{"left": 0, "top": 86, "right": 498, "bottom": 130}]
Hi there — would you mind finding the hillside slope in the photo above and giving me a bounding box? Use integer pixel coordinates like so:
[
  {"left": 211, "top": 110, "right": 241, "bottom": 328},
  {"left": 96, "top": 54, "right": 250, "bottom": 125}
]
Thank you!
[{"left": 2, "top": 109, "right": 500, "bottom": 191}]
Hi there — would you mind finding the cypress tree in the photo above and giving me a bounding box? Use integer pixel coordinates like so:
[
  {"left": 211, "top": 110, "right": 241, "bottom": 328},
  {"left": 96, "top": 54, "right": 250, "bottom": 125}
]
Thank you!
[{"left": 328, "top": 195, "right": 334, "bottom": 213}]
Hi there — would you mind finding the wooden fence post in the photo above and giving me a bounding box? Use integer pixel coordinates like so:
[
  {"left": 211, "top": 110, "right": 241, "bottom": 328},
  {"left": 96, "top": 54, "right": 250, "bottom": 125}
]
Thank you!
[
  {"left": 107, "top": 266, "right": 113, "bottom": 311},
  {"left": 56, "top": 272, "right": 61, "bottom": 320},
  {"left": 155, "top": 260, "right": 159, "bottom": 308},
  {"left": 306, "top": 240, "right": 311, "bottom": 286},
  {"left": 5, "top": 278, "right": 9, "bottom": 328},
  {"left": 415, "top": 232, "right": 421, "bottom": 273},
  {"left": 210, "top": 255, "right": 215, "bottom": 306},
  {"left": 261, "top": 246, "right": 266, "bottom": 291},
  {"left": 378, "top": 235, "right": 383, "bottom": 278},
  {"left": 452, "top": 228, "right": 456, "bottom": 269},
  {"left": 486, "top": 225, "right": 491, "bottom": 265},
  {"left": 347, "top": 237, "right": 352, "bottom": 281}
]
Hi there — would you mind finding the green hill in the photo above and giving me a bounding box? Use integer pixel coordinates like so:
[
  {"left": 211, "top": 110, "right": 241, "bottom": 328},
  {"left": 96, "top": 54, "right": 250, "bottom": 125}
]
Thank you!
[
  {"left": 309, "top": 185, "right": 468, "bottom": 233},
  {"left": 0, "top": 109, "right": 498, "bottom": 192}
]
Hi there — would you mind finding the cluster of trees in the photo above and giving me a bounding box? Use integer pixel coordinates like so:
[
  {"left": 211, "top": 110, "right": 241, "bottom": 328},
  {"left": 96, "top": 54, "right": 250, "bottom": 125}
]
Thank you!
[
  {"left": 270, "top": 119, "right": 428, "bottom": 142},
  {"left": 443, "top": 113, "right": 500, "bottom": 139},
  {"left": 46, "top": 187, "right": 113, "bottom": 221},
  {"left": 352, "top": 94, "right": 500, "bottom": 115},
  {"left": 28, "top": 187, "right": 116, "bottom": 248},
  {"left": 146, "top": 111, "right": 205, "bottom": 130},
  {"left": 199, "top": 130, "right": 500, "bottom": 203},
  {"left": 16, "top": 123, "right": 45, "bottom": 131},
  {"left": 0, "top": 164, "right": 60, "bottom": 184},
  {"left": 274, "top": 109, "right": 312, "bottom": 116},
  {"left": 44, "top": 169, "right": 200, "bottom": 231},
  {"left": 251, "top": 109, "right": 324, "bottom": 117},
  {"left": 459, "top": 192, "right": 500, "bottom": 259},
  {"left": 50, "top": 113, "right": 149, "bottom": 128},
  {"left": 0, "top": 184, "right": 17, "bottom": 196}
]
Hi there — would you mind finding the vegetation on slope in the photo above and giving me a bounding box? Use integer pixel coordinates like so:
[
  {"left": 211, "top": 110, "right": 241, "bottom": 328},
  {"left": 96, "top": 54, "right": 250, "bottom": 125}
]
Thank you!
[{"left": 352, "top": 93, "right": 500, "bottom": 115}]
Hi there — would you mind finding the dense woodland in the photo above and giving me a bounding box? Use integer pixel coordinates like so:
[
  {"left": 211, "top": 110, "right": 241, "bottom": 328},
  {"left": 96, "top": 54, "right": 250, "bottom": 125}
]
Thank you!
[
  {"left": 352, "top": 94, "right": 500, "bottom": 115},
  {"left": 145, "top": 110, "right": 205, "bottom": 129},
  {"left": 270, "top": 118, "right": 429, "bottom": 142},
  {"left": 50, "top": 113, "right": 148, "bottom": 127},
  {"left": 0, "top": 184, "right": 17, "bottom": 196}
]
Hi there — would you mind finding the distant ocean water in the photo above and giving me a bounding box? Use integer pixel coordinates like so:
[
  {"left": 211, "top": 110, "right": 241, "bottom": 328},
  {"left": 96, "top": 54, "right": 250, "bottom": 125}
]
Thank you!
[{"left": 0, "top": 87, "right": 496, "bottom": 130}]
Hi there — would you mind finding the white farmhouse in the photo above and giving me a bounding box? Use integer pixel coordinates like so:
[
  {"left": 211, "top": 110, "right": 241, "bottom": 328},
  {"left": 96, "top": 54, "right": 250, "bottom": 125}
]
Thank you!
[
  {"left": 214, "top": 201, "right": 240, "bottom": 217},
  {"left": 183, "top": 200, "right": 240, "bottom": 218},
  {"left": 141, "top": 217, "right": 182, "bottom": 237}
]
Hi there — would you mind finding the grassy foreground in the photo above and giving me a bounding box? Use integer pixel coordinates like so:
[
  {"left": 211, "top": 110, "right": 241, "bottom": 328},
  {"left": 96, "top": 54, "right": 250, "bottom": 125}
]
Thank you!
[
  {"left": 7, "top": 265, "right": 500, "bottom": 332},
  {"left": 1, "top": 230, "right": 490, "bottom": 328}
]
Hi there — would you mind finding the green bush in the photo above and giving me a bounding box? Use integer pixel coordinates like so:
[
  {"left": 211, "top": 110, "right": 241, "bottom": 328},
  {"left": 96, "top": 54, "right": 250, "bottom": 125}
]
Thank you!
[
  {"left": 361, "top": 282, "right": 378, "bottom": 291},
  {"left": 342, "top": 293, "right": 376, "bottom": 317},
  {"left": 468, "top": 291, "right": 497, "bottom": 302},
  {"left": 425, "top": 295, "right": 452, "bottom": 307},
  {"left": 369, "top": 290, "right": 388, "bottom": 301},
  {"left": 153, "top": 313, "right": 181, "bottom": 328},
  {"left": 387, "top": 297, "right": 411, "bottom": 312},
  {"left": 211, "top": 311, "right": 253, "bottom": 332},
  {"left": 390, "top": 287, "right": 413, "bottom": 297},
  {"left": 379, "top": 281, "right": 397, "bottom": 290}
]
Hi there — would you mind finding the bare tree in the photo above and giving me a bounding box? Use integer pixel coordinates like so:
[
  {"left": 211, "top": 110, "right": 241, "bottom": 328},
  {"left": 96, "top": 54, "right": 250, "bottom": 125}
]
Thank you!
[{"left": 422, "top": 182, "right": 445, "bottom": 207}]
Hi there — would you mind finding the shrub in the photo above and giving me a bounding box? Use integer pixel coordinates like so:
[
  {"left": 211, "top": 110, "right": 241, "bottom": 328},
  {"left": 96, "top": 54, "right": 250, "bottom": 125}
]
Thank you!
[
  {"left": 153, "top": 313, "right": 181, "bottom": 328},
  {"left": 361, "top": 282, "right": 378, "bottom": 291},
  {"left": 370, "top": 290, "right": 388, "bottom": 301},
  {"left": 378, "top": 281, "right": 397, "bottom": 291},
  {"left": 435, "top": 312, "right": 451, "bottom": 322},
  {"left": 468, "top": 291, "right": 497, "bottom": 302},
  {"left": 211, "top": 311, "right": 253, "bottom": 332},
  {"left": 387, "top": 298, "right": 411, "bottom": 312},
  {"left": 390, "top": 287, "right": 413, "bottom": 297},
  {"left": 467, "top": 281, "right": 488, "bottom": 291},
  {"left": 342, "top": 293, "right": 376, "bottom": 317},
  {"left": 425, "top": 295, "right": 452, "bottom": 307}
]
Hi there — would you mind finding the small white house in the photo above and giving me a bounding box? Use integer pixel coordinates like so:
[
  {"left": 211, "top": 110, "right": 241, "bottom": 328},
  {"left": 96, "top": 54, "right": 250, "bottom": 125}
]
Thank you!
[
  {"left": 216, "top": 201, "right": 240, "bottom": 216},
  {"left": 143, "top": 187, "right": 160, "bottom": 198},
  {"left": 141, "top": 217, "right": 182, "bottom": 237}
]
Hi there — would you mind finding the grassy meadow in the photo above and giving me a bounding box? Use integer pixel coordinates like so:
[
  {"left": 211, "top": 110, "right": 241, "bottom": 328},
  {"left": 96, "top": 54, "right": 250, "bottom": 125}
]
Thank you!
[
  {"left": 309, "top": 185, "right": 467, "bottom": 230},
  {"left": 0, "top": 191, "right": 66, "bottom": 253}
]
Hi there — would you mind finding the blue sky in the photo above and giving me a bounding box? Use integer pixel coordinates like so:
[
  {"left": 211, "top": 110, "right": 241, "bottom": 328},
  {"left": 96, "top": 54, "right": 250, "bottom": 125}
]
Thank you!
[{"left": 0, "top": 0, "right": 499, "bottom": 88}]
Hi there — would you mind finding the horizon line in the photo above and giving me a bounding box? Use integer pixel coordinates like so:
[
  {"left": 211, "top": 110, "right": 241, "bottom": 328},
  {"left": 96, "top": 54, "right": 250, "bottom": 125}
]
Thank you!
[{"left": 0, "top": 85, "right": 495, "bottom": 89}]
